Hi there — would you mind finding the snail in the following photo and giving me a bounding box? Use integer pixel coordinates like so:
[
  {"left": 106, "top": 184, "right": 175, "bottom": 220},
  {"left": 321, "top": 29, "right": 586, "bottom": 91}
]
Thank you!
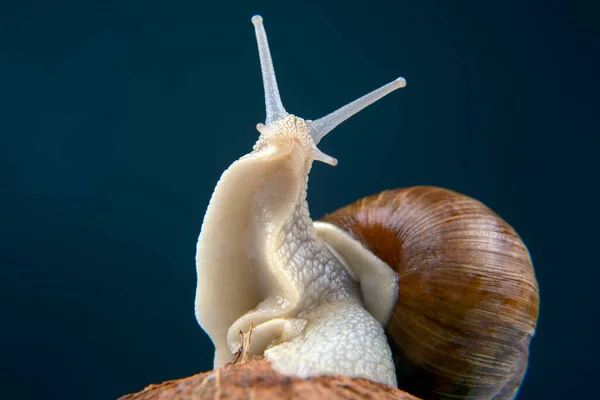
[{"left": 194, "top": 14, "right": 539, "bottom": 400}]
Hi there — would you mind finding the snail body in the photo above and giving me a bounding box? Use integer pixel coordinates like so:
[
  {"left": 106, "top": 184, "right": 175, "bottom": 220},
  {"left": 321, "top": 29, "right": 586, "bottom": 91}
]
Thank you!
[{"left": 194, "top": 15, "right": 539, "bottom": 400}]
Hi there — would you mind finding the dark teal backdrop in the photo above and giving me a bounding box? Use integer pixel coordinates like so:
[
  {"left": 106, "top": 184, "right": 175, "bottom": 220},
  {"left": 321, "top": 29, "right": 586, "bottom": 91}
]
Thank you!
[{"left": 1, "top": 1, "right": 598, "bottom": 399}]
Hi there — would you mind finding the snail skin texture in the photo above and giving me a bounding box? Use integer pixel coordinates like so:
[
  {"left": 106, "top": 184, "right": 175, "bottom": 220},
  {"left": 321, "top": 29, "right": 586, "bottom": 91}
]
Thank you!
[{"left": 194, "top": 15, "right": 539, "bottom": 400}]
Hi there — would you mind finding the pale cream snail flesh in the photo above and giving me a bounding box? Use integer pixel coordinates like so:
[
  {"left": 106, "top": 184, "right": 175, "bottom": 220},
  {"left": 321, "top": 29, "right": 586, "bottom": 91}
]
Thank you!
[{"left": 194, "top": 15, "right": 539, "bottom": 400}]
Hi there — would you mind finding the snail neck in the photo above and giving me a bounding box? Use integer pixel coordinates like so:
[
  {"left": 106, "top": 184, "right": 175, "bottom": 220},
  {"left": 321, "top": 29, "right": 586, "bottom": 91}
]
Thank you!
[
  {"left": 222, "top": 138, "right": 362, "bottom": 352},
  {"left": 247, "top": 130, "right": 358, "bottom": 307}
]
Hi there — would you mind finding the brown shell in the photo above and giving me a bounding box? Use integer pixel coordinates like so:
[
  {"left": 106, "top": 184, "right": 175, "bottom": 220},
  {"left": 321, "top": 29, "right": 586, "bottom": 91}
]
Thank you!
[{"left": 320, "top": 186, "right": 539, "bottom": 400}]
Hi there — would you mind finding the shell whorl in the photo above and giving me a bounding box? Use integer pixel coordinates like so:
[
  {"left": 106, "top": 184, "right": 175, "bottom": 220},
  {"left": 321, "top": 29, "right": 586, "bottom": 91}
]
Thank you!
[{"left": 320, "top": 186, "right": 539, "bottom": 400}]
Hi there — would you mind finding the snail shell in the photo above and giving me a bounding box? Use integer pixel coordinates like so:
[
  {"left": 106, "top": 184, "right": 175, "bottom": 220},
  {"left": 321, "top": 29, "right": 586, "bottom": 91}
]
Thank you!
[{"left": 319, "top": 186, "right": 540, "bottom": 400}]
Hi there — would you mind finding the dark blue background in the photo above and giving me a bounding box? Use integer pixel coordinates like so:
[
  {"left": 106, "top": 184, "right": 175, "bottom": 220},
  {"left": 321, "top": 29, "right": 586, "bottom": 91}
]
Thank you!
[{"left": 2, "top": 1, "right": 598, "bottom": 399}]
